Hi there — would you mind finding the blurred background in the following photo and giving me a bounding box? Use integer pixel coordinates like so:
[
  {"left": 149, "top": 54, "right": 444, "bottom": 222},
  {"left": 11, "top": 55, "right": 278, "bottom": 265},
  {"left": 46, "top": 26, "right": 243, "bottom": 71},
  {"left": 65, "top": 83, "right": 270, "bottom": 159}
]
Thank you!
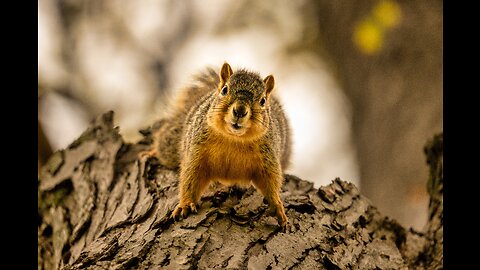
[{"left": 38, "top": 0, "right": 442, "bottom": 230}]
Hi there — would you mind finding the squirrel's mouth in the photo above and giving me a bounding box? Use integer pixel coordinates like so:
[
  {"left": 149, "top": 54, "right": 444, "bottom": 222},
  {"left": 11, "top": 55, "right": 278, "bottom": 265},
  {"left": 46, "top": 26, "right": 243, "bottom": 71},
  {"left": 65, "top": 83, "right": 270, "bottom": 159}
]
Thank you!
[
  {"left": 232, "top": 123, "right": 241, "bottom": 130},
  {"left": 227, "top": 121, "right": 247, "bottom": 136}
]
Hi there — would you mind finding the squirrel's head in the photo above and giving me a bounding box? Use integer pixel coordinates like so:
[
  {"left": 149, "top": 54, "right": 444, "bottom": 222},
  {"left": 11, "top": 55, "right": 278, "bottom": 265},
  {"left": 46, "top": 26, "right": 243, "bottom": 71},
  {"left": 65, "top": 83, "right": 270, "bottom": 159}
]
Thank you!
[{"left": 207, "top": 62, "right": 275, "bottom": 141}]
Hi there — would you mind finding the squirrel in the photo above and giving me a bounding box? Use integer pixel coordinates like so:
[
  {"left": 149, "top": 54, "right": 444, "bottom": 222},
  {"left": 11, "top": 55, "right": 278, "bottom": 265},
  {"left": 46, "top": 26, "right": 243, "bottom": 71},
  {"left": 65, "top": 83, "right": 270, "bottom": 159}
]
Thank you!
[{"left": 142, "top": 62, "right": 291, "bottom": 228}]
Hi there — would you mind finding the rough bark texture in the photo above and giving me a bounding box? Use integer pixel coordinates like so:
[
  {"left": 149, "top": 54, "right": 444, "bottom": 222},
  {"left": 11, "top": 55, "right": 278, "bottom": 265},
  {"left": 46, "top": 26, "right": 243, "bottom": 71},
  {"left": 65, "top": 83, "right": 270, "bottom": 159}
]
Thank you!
[{"left": 38, "top": 112, "right": 443, "bottom": 269}]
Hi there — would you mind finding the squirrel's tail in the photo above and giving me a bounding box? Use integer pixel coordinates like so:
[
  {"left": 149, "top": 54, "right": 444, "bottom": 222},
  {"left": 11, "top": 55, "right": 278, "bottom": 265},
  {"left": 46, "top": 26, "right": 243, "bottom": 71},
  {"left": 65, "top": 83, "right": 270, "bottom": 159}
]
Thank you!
[
  {"left": 174, "top": 67, "right": 219, "bottom": 114},
  {"left": 192, "top": 67, "right": 220, "bottom": 91}
]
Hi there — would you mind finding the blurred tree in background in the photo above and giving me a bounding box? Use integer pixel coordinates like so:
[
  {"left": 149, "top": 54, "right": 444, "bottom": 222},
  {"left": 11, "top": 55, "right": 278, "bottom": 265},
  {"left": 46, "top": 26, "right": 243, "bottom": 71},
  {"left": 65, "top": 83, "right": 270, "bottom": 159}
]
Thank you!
[
  {"left": 38, "top": 0, "right": 442, "bottom": 230},
  {"left": 311, "top": 0, "right": 442, "bottom": 230}
]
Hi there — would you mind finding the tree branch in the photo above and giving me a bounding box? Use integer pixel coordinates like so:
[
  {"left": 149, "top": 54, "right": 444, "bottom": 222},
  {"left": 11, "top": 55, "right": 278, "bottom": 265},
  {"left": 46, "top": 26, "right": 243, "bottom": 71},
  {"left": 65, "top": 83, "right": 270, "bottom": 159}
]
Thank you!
[{"left": 38, "top": 111, "right": 442, "bottom": 269}]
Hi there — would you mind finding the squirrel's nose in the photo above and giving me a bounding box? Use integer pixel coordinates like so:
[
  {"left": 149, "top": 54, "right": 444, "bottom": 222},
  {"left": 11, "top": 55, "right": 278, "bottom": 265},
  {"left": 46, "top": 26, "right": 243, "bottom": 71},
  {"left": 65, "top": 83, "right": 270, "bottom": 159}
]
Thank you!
[{"left": 233, "top": 105, "right": 248, "bottom": 118}]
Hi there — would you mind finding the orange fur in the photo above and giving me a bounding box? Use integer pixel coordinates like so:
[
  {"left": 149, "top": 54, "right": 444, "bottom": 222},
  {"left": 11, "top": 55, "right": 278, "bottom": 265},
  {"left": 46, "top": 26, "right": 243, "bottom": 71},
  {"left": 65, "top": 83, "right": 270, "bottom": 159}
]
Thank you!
[
  {"left": 153, "top": 62, "right": 291, "bottom": 228},
  {"left": 202, "top": 131, "right": 263, "bottom": 184}
]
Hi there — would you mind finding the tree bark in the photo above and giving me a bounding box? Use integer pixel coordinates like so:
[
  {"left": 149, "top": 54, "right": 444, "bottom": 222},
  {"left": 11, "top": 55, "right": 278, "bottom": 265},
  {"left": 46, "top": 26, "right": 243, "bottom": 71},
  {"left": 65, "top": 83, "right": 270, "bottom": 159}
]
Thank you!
[{"left": 38, "top": 112, "right": 442, "bottom": 269}]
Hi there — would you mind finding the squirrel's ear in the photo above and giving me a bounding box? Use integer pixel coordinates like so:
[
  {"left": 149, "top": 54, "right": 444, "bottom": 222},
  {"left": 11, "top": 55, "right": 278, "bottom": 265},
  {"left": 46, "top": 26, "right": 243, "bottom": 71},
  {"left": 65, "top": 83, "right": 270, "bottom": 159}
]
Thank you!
[
  {"left": 263, "top": 75, "right": 275, "bottom": 96},
  {"left": 220, "top": 62, "right": 233, "bottom": 84}
]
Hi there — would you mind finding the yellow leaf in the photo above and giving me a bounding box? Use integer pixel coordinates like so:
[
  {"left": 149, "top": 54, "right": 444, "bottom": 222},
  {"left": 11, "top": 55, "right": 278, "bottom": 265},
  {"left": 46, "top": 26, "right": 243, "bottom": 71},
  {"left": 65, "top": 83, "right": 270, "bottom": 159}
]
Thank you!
[{"left": 353, "top": 19, "right": 384, "bottom": 55}]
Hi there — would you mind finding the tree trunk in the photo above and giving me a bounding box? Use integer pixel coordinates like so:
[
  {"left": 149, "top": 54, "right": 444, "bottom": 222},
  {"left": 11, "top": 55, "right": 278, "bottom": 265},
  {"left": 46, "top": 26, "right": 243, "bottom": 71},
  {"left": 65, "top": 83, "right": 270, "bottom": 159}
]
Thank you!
[
  {"left": 310, "top": 0, "right": 443, "bottom": 229},
  {"left": 38, "top": 111, "right": 442, "bottom": 269}
]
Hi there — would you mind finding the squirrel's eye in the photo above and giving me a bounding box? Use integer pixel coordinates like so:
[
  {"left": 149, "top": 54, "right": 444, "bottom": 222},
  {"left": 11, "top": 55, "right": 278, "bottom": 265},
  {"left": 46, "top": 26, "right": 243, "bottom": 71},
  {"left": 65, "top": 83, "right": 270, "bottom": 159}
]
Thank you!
[
  {"left": 260, "top": 97, "right": 266, "bottom": 107},
  {"left": 221, "top": 85, "right": 228, "bottom": 96}
]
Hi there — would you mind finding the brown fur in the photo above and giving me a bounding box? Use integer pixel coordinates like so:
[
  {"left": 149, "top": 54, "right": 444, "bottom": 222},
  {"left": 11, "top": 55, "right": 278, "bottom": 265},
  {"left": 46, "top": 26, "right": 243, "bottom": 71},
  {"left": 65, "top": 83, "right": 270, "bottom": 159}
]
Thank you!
[{"left": 143, "top": 62, "right": 291, "bottom": 228}]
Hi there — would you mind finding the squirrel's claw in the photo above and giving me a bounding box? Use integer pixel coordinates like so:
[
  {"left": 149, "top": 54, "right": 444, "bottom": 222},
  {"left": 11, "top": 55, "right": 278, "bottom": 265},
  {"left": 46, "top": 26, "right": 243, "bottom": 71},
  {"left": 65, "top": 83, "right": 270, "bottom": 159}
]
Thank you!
[
  {"left": 189, "top": 203, "right": 198, "bottom": 214},
  {"left": 267, "top": 204, "right": 288, "bottom": 231},
  {"left": 171, "top": 207, "right": 184, "bottom": 221},
  {"left": 171, "top": 202, "right": 198, "bottom": 221},
  {"left": 275, "top": 210, "right": 288, "bottom": 231}
]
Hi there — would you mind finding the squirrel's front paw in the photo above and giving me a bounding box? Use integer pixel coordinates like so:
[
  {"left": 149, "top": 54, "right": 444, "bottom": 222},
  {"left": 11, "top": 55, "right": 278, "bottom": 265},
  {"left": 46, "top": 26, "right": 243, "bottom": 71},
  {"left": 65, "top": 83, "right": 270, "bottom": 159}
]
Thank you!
[
  {"left": 267, "top": 204, "right": 288, "bottom": 230},
  {"left": 275, "top": 208, "right": 288, "bottom": 231},
  {"left": 171, "top": 202, "right": 197, "bottom": 221}
]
